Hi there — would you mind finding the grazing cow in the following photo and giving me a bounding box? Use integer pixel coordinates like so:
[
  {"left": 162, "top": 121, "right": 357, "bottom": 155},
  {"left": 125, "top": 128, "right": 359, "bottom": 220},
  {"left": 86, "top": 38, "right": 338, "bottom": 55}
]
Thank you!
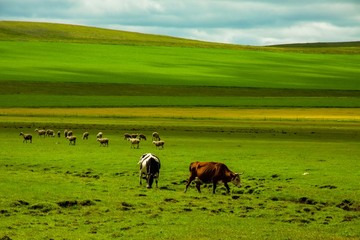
[
  {"left": 138, "top": 153, "right": 161, "bottom": 188},
  {"left": 184, "top": 162, "right": 242, "bottom": 194}
]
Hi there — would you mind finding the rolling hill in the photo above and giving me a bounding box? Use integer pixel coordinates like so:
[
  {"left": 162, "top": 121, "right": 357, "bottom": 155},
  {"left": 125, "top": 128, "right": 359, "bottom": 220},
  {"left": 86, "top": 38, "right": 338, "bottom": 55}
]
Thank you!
[
  {"left": 0, "top": 21, "right": 359, "bottom": 108},
  {"left": 1, "top": 21, "right": 359, "bottom": 53},
  {"left": 0, "top": 21, "right": 251, "bottom": 49}
]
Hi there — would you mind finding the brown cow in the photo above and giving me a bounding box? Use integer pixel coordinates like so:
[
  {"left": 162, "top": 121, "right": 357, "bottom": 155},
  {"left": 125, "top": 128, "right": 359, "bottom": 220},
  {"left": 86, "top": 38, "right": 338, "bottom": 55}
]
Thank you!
[{"left": 184, "top": 162, "right": 242, "bottom": 194}]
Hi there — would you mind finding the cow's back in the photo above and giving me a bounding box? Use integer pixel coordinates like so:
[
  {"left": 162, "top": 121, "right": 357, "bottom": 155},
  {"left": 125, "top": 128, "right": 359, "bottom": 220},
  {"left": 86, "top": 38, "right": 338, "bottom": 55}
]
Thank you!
[
  {"left": 190, "top": 162, "right": 220, "bottom": 183},
  {"left": 147, "top": 157, "right": 161, "bottom": 174}
]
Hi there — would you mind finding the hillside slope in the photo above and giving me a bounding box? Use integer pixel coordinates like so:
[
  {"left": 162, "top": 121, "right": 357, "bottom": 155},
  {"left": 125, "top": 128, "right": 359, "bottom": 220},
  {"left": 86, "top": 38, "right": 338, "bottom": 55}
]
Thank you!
[
  {"left": 0, "top": 21, "right": 359, "bottom": 108},
  {"left": 2, "top": 21, "right": 359, "bottom": 54},
  {"left": 0, "top": 21, "right": 251, "bottom": 49}
]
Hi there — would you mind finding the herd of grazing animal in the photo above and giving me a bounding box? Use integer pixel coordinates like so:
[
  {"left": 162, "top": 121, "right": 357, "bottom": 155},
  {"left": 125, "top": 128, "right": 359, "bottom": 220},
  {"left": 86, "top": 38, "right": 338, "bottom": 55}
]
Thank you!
[
  {"left": 20, "top": 129, "right": 164, "bottom": 149},
  {"left": 19, "top": 129, "right": 242, "bottom": 194}
]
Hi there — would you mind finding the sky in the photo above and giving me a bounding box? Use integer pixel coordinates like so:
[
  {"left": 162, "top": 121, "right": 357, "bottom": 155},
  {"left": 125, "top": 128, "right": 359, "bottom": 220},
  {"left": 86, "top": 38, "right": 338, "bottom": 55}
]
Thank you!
[{"left": 1, "top": 0, "right": 360, "bottom": 46}]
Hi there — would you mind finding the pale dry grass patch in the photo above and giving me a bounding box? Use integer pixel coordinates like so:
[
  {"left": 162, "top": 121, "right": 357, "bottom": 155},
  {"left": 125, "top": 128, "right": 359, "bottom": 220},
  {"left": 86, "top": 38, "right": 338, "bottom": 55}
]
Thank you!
[{"left": 1, "top": 107, "right": 360, "bottom": 121}]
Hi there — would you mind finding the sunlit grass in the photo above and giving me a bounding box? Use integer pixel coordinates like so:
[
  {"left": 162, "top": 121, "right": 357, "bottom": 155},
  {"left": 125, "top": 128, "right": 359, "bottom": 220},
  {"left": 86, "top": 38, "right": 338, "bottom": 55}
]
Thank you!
[{"left": 1, "top": 107, "right": 360, "bottom": 121}]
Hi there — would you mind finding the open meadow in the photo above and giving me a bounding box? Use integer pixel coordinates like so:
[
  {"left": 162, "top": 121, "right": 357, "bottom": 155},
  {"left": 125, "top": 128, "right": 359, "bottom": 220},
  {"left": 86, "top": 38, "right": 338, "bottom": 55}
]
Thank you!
[
  {"left": 1, "top": 21, "right": 360, "bottom": 239},
  {"left": 1, "top": 109, "right": 360, "bottom": 240}
]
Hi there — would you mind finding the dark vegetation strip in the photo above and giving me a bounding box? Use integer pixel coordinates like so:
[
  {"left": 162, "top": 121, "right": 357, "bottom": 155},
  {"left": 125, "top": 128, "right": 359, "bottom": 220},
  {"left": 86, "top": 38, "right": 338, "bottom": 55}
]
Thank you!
[
  {"left": 1, "top": 95, "right": 359, "bottom": 108},
  {"left": 269, "top": 41, "right": 360, "bottom": 48},
  {"left": 266, "top": 41, "right": 360, "bottom": 54},
  {"left": 2, "top": 80, "right": 360, "bottom": 97}
]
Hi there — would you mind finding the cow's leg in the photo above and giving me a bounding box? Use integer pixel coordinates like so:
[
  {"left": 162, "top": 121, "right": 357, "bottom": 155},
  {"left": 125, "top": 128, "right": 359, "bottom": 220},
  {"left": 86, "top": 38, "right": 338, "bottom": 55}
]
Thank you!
[
  {"left": 155, "top": 173, "right": 159, "bottom": 188},
  {"left": 139, "top": 171, "right": 142, "bottom": 185},
  {"left": 184, "top": 176, "right": 195, "bottom": 193},
  {"left": 212, "top": 181, "right": 217, "bottom": 194},
  {"left": 195, "top": 182, "right": 201, "bottom": 193},
  {"left": 224, "top": 182, "right": 230, "bottom": 194}
]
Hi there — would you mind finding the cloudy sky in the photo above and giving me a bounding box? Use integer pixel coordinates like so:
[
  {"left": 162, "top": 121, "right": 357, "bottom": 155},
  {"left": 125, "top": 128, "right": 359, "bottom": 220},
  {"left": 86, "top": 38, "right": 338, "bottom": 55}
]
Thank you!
[{"left": 1, "top": 0, "right": 360, "bottom": 45}]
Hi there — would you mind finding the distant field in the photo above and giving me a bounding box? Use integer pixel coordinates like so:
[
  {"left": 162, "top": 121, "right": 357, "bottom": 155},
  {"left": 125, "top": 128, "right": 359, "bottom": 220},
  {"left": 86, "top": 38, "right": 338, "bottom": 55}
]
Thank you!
[
  {"left": 1, "top": 40, "right": 359, "bottom": 108},
  {"left": 1, "top": 41, "right": 359, "bottom": 89}
]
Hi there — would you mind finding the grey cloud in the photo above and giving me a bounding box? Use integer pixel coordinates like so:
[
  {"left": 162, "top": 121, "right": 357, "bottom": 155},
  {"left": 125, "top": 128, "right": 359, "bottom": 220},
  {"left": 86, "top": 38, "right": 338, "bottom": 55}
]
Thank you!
[{"left": 1, "top": 0, "right": 359, "bottom": 45}]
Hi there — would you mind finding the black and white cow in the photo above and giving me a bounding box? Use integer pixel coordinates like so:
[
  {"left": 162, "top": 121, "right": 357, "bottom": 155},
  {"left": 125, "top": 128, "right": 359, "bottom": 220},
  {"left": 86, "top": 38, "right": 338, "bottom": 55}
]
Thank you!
[{"left": 138, "top": 153, "right": 161, "bottom": 188}]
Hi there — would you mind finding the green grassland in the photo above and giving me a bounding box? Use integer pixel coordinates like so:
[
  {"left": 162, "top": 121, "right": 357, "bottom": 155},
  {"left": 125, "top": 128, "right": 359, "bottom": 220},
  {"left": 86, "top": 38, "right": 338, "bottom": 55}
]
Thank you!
[
  {"left": 1, "top": 21, "right": 360, "bottom": 108},
  {"left": 0, "top": 119, "right": 360, "bottom": 239},
  {"left": 0, "top": 21, "right": 360, "bottom": 239}
]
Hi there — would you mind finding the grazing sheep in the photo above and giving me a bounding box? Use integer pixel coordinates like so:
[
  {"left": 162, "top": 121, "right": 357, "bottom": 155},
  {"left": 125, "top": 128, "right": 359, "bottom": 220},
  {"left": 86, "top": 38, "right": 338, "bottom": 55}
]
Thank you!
[
  {"left": 64, "top": 129, "right": 68, "bottom": 138},
  {"left": 97, "top": 138, "right": 109, "bottom": 147},
  {"left": 67, "top": 136, "right": 76, "bottom": 145},
  {"left": 20, "top": 132, "right": 32, "bottom": 143},
  {"left": 138, "top": 133, "right": 147, "bottom": 141},
  {"left": 130, "top": 133, "right": 138, "bottom": 138},
  {"left": 67, "top": 130, "right": 73, "bottom": 137},
  {"left": 82, "top": 132, "right": 89, "bottom": 140},
  {"left": 128, "top": 138, "right": 140, "bottom": 149},
  {"left": 152, "top": 140, "right": 165, "bottom": 149},
  {"left": 57, "top": 131, "right": 61, "bottom": 138},
  {"left": 35, "top": 129, "right": 46, "bottom": 137},
  {"left": 124, "top": 133, "right": 131, "bottom": 140},
  {"left": 46, "top": 129, "right": 55, "bottom": 137},
  {"left": 152, "top": 132, "right": 160, "bottom": 141},
  {"left": 96, "top": 132, "right": 103, "bottom": 139}
]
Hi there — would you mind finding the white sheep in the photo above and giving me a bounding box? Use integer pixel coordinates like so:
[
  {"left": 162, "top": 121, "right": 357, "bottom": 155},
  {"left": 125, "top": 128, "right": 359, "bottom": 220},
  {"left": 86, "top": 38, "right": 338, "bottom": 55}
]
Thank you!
[
  {"left": 152, "top": 140, "right": 165, "bottom": 149},
  {"left": 35, "top": 128, "right": 46, "bottom": 137},
  {"left": 138, "top": 133, "right": 147, "bottom": 141},
  {"left": 128, "top": 137, "right": 140, "bottom": 149},
  {"left": 20, "top": 132, "right": 32, "bottom": 143},
  {"left": 46, "top": 129, "right": 55, "bottom": 137},
  {"left": 64, "top": 129, "right": 68, "bottom": 138},
  {"left": 57, "top": 131, "right": 61, "bottom": 138},
  {"left": 123, "top": 133, "right": 131, "bottom": 140},
  {"left": 97, "top": 138, "right": 109, "bottom": 147},
  {"left": 67, "top": 136, "right": 76, "bottom": 145},
  {"left": 152, "top": 132, "right": 160, "bottom": 141},
  {"left": 67, "top": 130, "right": 73, "bottom": 137},
  {"left": 82, "top": 132, "right": 89, "bottom": 140},
  {"left": 96, "top": 132, "right": 103, "bottom": 139}
]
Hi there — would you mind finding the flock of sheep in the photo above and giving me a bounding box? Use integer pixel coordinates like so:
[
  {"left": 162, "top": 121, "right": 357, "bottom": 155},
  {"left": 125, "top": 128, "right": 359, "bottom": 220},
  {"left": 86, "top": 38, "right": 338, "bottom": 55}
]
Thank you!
[{"left": 19, "top": 129, "right": 165, "bottom": 149}]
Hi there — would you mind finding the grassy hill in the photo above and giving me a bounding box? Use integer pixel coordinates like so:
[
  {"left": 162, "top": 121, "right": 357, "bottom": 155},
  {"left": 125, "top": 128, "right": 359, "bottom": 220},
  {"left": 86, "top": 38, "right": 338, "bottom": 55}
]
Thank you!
[
  {"left": 0, "top": 21, "right": 252, "bottom": 49},
  {"left": 0, "top": 21, "right": 359, "bottom": 108},
  {"left": 2, "top": 21, "right": 359, "bottom": 53}
]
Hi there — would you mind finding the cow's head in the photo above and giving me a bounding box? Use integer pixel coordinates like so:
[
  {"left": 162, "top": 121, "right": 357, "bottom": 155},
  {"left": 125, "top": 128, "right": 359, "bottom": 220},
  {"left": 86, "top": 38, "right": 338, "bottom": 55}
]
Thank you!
[{"left": 231, "top": 172, "right": 243, "bottom": 187}]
